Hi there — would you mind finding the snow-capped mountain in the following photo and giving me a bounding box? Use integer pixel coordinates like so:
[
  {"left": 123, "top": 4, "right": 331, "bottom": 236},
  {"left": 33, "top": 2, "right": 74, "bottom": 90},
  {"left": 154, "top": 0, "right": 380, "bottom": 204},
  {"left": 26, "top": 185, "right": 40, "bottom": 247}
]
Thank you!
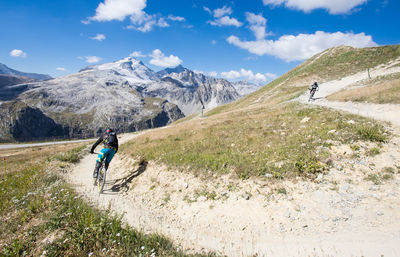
[
  {"left": 231, "top": 80, "right": 262, "bottom": 96},
  {"left": 0, "top": 57, "right": 242, "bottom": 141},
  {"left": 153, "top": 65, "right": 240, "bottom": 115}
]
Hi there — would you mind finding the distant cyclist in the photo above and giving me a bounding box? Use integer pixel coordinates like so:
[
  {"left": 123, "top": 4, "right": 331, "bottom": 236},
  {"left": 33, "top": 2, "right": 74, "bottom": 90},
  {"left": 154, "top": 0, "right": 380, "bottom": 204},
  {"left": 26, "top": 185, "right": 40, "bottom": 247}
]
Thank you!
[
  {"left": 308, "top": 82, "right": 319, "bottom": 102},
  {"left": 90, "top": 129, "right": 118, "bottom": 178}
]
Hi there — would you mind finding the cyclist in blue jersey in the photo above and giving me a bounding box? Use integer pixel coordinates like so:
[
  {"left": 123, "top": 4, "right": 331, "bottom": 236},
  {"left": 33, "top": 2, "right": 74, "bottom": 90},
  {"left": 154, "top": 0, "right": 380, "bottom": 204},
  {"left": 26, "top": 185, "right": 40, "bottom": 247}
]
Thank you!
[{"left": 90, "top": 129, "right": 118, "bottom": 178}]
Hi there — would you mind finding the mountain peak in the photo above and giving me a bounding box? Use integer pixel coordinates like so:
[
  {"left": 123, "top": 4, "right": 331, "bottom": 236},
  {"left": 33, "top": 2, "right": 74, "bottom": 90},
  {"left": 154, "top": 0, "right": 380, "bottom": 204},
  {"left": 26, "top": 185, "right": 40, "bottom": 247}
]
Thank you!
[{"left": 158, "top": 65, "right": 186, "bottom": 76}]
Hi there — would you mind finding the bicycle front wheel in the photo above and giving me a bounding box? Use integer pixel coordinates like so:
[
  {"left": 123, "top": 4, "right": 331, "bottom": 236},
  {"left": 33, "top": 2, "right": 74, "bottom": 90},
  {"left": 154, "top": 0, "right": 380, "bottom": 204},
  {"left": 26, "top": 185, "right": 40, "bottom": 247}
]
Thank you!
[{"left": 98, "top": 166, "right": 107, "bottom": 193}]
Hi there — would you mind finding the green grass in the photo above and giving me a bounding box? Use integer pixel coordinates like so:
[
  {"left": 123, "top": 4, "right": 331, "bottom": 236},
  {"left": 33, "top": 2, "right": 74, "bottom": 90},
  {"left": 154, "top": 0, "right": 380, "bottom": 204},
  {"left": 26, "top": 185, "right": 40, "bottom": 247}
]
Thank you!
[
  {"left": 54, "top": 145, "right": 87, "bottom": 163},
  {"left": 122, "top": 103, "right": 388, "bottom": 180},
  {"left": 0, "top": 146, "right": 215, "bottom": 257},
  {"left": 364, "top": 166, "right": 397, "bottom": 185}
]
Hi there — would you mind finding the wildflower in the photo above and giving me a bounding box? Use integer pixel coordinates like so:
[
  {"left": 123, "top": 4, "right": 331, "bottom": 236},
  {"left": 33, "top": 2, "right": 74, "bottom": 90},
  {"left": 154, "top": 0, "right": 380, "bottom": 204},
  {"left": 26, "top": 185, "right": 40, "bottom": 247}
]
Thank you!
[
  {"left": 88, "top": 253, "right": 93, "bottom": 257},
  {"left": 116, "top": 233, "right": 120, "bottom": 237}
]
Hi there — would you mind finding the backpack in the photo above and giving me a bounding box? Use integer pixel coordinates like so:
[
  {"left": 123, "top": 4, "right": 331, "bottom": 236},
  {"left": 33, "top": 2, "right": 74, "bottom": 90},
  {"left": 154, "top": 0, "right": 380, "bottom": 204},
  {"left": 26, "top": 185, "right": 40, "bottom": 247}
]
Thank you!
[{"left": 104, "top": 131, "right": 118, "bottom": 147}]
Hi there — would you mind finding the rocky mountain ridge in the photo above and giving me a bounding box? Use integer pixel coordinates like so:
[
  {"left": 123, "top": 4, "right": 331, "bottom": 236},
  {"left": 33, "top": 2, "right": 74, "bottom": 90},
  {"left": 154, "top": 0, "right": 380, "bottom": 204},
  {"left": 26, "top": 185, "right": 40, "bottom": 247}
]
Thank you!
[
  {"left": 0, "top": 57, "right": 248, "bottom": 141},
  {"left": 0, "top": 63, "right": 52, "bottom": 81}
]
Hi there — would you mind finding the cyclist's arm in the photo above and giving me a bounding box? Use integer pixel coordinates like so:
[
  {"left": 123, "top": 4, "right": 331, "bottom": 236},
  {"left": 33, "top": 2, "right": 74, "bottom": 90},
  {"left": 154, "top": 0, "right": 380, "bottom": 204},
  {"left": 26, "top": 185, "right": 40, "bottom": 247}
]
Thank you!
[
  {"left": 90, "top": 135, "right": 103, "bottom": 153},
  {"left": 115, "top": 138, "right": 119, "bottom": 153}
]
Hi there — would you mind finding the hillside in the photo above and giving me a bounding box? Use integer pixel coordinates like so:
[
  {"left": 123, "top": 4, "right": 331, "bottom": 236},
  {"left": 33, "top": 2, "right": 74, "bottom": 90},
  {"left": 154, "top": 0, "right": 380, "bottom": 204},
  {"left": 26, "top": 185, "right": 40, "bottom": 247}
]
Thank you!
[
  {"left": 106, "top": 44, "right": 400, "bottom": 255},
  {"left": 121, "top": 44, "right": 400, "bottom": 177}
]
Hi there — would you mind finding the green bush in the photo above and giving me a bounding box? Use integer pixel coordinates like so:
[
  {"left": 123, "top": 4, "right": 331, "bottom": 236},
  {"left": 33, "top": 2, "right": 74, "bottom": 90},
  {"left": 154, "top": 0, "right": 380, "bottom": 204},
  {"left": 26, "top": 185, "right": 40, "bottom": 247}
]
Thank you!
[{"left": 356, "top": 124, "right": 387, "bottom": 142}]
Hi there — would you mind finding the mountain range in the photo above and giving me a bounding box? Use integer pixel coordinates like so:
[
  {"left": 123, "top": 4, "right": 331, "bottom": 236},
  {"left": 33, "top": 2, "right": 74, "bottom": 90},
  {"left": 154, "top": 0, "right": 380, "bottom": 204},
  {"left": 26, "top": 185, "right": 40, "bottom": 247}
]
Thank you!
[{"left": 0, "top": 58, "right": 258, "bottom": 141}]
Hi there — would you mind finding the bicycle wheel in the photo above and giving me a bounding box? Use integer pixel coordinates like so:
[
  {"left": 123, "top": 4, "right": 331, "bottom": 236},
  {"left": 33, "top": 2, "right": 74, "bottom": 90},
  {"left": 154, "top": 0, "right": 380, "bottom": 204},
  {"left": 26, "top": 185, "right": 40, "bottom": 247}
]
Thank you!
[
  {"left": 98, "top": 166, "right": 107, "bottom": 193},
  {"left": 93, "top": 168, "right": 98, "bottom": 186}
]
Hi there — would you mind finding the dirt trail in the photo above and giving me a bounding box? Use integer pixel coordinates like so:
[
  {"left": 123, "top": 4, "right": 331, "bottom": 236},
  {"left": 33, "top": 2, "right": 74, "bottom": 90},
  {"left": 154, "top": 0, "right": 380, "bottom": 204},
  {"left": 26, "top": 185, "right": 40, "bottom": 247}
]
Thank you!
[
  {"left": 66, "top": 132, "right": 400, "bottom": 256},
  {"left": 297, "top": 63, "right": 400, "bottom": 126},
  {"left": 65, "top": 64, "right": 400, "bottom": 256}
]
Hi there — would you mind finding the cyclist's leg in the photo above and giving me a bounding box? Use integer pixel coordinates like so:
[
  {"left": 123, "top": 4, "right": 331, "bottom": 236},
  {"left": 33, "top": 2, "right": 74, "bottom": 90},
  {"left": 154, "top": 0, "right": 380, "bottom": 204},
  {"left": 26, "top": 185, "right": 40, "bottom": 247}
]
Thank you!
[
  {"left": 104, "top": 148, "right": 116, "bottom": 170},
  {"left": 94, "top": 149, "right": 106, "bottom": 177}
]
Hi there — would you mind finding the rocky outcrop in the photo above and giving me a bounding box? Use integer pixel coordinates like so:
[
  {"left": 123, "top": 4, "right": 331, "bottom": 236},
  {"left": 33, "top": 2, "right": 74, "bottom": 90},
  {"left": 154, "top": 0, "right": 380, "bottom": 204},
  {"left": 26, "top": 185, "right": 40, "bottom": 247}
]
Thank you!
[{"left": 0, "top": 101, "right": 68, "bottom": 142}]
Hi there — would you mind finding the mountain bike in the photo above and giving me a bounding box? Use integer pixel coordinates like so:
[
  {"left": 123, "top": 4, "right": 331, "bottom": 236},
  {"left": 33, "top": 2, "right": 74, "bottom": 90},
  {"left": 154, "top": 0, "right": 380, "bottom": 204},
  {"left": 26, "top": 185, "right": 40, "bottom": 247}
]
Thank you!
[{"left": 92, "top": 153, "right": 106, "bottom": 194}]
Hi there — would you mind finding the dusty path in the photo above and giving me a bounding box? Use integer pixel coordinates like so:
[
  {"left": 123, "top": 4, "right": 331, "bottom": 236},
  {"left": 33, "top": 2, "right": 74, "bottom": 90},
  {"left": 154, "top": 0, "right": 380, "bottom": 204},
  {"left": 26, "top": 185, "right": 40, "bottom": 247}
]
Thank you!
[{"left": 65, "top": 130, "right": 400, "bottom": 256}]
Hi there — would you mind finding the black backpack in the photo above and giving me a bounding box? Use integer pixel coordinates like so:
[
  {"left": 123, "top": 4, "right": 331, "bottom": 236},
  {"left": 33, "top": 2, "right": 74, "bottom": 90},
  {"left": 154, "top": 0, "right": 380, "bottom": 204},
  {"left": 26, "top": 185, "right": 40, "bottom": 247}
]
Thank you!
[{"left": 104, "top": 131, "right": 118, "bottom": 147}]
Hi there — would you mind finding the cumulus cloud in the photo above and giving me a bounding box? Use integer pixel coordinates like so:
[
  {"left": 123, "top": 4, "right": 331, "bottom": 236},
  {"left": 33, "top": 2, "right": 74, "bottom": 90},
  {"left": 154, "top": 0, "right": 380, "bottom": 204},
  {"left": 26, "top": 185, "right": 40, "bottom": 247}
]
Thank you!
[
  {"left": 128, "top": 12, "right": 169, "bottom": 32},
  {"left": 9, "top": 49, "right": 27, "bottom": 58},
  {"left": 84, "top": 56, "right": 102, "bottom": 63},
  {"left": 246, "top": 12, "right": 269, "bottom": 40},
  {"left": 205, "top": 5, "right": 242, "bottom": 27},
  {"left": 209, "top": 16, "right": 242, "bottom": 27},
  {"left": 227, "top": 31, "right": 377, "bottom": 62},
  {"left": 213, "top": 6, "right": 232, "bottom": 18},
  {"left": 168, "top": 15, "right": 185, "bottom": 22},
  {"left": 56, "top": 67, "right": 66, "bottom": 71},
  {"left": 89, "top": 0, "right": 146, "bottom": 22},
  {"left": 149, "top": 49, "right": 182, "bottom": 67},
  {"left": 221, "top": 68, "right": 277, "bottom": 84},
  {"left": 87, "top": 0, "right": 172, "bottom": 32},
  {"left": 90, "top": 34, "right": 106, "bottom": 41},
  {"left": 262, "top": 0, "right": 368, "bottom": 14},
  {"left": 130, "top": 51, "right": 146, "bottom": 57},
  {"left": 211, "top": 40, "right": 217, "bottom": 45}
]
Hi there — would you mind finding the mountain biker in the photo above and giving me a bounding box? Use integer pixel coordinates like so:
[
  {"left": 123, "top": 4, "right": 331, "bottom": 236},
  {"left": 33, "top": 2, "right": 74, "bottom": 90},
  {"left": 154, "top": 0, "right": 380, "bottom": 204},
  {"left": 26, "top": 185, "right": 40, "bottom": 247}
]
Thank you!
[
  {"left": 308, "top": 82, "right": 319, "bottom": 101},
  {"left": 90, "top": 129, "right": 119, "bottom": 178}
]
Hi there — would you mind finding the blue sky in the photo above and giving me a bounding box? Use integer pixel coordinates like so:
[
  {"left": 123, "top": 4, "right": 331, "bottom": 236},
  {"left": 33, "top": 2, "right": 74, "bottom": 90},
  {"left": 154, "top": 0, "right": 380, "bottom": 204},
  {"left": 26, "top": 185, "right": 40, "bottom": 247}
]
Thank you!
[{"left": 1, "top": 0, "right": 399, "bottom": 84}]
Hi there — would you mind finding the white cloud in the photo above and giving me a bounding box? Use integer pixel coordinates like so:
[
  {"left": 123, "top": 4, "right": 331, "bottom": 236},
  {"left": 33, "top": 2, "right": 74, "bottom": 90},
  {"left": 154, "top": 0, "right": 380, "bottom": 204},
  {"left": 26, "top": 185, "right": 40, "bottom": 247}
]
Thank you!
[
  {"left": 130, "top": 51, "right": 146, "bottom": 57},
  {"left": 56, "top": 67, "right": 66, "bottom": 71},
  {"left": 262, "top": 0, "right": 368, "bottom": 14},
  {"left": 213, "top": 6, "right": 232, "bottom": 18},
  {"left": 211, "top": 40, "right": 217, "bottom": 45},
  {"left": 221, "top": 68, "right": 277, "bottom": 84},
  {"left": 87, "top": 0, "right": 170, "bottom": 32},
  {"left": 246, "top": 12, "right": 268, "bottom": 40},
  {"left": 89, "top": 0, "right": 146, "bottom": 22},
  {"left": 168, "top": 15, "right": 185, "bottom": 22},
  {"left": 209, "top": 16, "right": 242, "bottom": 27},
  {"left": 84, "top": 56, "right": 102, "bottom": 63},
  {"left": 128, "top": 12, "right": 170, "bottom": 32},
  {"left": 9, "top": 49, "right": 27, "bottom": 58},
  {"left": 205, "top": 5, "right": 242, "bottom": 27},
  {"left": 149, "top": 49, "right": 182, "bottom": 67},
  {"left": 90, "top": 34, "right": 106, "bottom": 41},
  {"left": 203, "top": 6, "right": 212, "bottom": 15},
  {"left": 227, "top": 31, "right": 377, "bottom": 62}
]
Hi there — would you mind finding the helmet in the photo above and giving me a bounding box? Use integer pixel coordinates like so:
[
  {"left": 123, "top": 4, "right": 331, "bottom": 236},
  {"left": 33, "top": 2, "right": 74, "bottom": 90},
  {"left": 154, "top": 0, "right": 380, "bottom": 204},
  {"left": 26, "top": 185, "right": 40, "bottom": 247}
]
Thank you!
[{"left": 106, "top": 129, "right": 114, "bottom": 133}]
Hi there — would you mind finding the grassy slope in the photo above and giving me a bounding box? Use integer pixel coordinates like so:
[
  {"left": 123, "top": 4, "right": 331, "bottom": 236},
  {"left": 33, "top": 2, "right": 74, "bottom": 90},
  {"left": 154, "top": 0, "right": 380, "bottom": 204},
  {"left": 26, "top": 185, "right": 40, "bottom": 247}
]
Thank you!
[
  {"left": 0, "top": 145, "right": 213, "bottom": 257},
  {"left": 120, "top": 45, "right": 398, "bottom": 180}
]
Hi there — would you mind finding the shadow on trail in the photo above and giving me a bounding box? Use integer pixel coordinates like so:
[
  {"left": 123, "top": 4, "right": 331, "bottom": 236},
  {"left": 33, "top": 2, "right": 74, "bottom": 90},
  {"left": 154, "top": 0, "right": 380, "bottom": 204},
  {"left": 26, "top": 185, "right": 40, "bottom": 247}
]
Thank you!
[
  {"left": 109, "top": 160, "right": 148, "bottom": 193},
  {"left": 309, "top": 97, "right": 324, "bottom": 101}
]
